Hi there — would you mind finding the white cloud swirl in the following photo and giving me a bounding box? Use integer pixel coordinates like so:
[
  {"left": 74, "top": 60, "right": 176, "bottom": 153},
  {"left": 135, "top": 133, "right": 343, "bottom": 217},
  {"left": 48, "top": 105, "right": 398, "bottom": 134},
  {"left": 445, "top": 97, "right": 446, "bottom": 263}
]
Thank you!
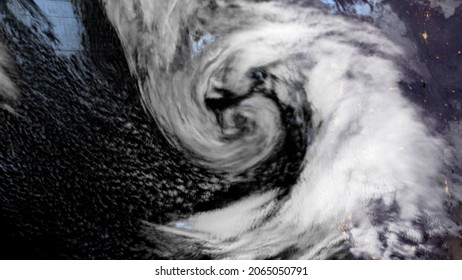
[{"left": 103, "top": 0, "right": 459, "bottom": 259}]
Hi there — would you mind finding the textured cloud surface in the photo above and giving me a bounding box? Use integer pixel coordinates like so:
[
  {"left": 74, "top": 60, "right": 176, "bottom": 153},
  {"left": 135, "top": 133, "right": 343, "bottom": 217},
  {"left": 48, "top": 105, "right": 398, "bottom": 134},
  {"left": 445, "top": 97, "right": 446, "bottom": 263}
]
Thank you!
[{"left": 103, "top": 0, "right": 459, "bottom": 259}]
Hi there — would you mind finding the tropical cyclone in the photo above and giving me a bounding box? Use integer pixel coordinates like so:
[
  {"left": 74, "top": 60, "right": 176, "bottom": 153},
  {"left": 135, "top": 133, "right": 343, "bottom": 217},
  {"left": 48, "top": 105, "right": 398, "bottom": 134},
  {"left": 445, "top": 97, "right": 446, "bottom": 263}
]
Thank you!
[{"left": 103, "top": 0, "right": 460, "bottom": 259}]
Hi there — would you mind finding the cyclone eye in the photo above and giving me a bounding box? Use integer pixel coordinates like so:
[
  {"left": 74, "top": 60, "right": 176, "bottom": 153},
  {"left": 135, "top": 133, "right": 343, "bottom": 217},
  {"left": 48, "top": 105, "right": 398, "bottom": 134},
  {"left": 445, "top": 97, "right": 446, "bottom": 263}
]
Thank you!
[{"left": 248, "top": 68, "right": 268, "bottom": 82}]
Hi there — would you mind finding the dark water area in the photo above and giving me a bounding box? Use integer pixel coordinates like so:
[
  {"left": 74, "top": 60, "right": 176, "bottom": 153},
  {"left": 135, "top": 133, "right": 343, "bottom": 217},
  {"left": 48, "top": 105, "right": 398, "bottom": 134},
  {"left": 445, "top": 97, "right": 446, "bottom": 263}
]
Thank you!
[
  {"left": 0, "top": 0, "right": 461, "bottom": 259},
  {"left": 0, "top": 0, "right": 229, "bottom": 259},
  {"left": 390, "top": 0, "right": 462, "bottom": 128}
]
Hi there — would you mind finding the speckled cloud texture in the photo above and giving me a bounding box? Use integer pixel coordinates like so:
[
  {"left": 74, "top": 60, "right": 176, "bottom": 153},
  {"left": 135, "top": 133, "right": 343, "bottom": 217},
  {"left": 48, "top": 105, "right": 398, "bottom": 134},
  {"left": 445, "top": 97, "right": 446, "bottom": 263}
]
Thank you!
[{"left": 103, "top": 0, "right": 460, "bottom": 259}]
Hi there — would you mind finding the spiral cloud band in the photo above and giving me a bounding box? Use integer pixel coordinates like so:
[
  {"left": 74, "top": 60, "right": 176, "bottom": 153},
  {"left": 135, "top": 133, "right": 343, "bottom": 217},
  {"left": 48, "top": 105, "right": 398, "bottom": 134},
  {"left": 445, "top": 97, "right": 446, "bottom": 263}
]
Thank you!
[
  {"left": 1, "top": 0, "right": 460, "bottom": 260},
  {"left": 100, "top": 0, "right": 459, "bottom": 259}
]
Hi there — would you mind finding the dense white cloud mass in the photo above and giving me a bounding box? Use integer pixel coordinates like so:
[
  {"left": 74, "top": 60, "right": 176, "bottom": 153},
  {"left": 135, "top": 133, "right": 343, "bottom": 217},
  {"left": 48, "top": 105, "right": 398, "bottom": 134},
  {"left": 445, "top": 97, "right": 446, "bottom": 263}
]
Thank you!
[{"left": 103, "top": 0, "right": 459, "bottom": 259}]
